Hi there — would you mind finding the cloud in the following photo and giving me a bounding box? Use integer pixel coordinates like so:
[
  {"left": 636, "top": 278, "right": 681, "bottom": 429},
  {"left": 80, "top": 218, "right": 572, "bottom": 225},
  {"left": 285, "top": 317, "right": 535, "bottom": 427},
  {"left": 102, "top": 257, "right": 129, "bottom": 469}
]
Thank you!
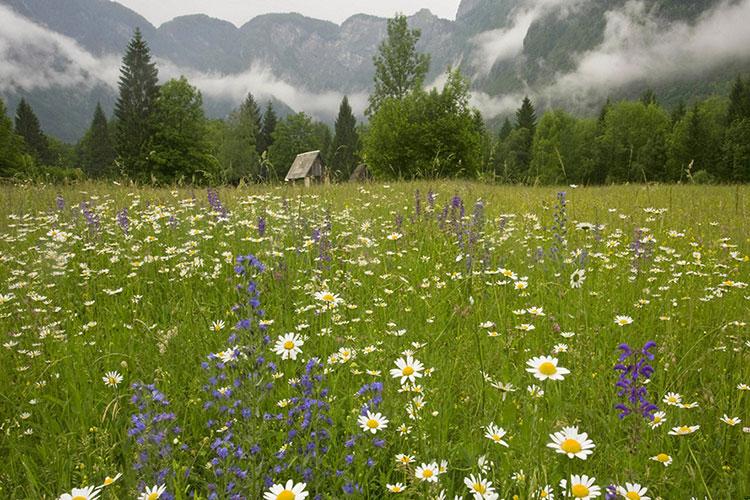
[
  {"left": 0, "top": 4, "right": 367, "bottom": 121},
  {"left": 471, "top": 0, "right": 588, "bottom": 76},
  {"left": 475, "top": 0, "right": 750, "bottom": 118},
  {"left": 0, "top": 5, "right": 120, "bottom": 92}
]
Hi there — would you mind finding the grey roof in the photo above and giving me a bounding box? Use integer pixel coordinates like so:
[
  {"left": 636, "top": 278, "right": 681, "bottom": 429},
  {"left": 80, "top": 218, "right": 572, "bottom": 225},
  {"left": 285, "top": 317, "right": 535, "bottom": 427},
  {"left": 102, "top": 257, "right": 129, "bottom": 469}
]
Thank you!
[{"left": 285, "top": 150, "right": 323, "bottom": 181}]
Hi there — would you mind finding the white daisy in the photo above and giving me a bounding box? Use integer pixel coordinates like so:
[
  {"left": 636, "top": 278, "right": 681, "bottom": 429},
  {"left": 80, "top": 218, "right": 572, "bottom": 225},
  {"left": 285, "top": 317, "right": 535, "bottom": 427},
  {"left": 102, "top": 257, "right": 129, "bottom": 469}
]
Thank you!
[
  {"left": 547, "top": 426, "right": 595, "bottom": 460},
  {"left": 138, "top": 484, "right": 167, "bottom": 500},
  {"left": 263, "top": 480, "right": 309, "bottom": 500},
  {"left": 415, "top": 462, "right": 440, "bottom": 482},
  {"left": 273, "top": 333, "right": 304, "bottom": 360},
  {"left": 484, "top": 422, "right": 509, "bottom": 447},
  {"left": 559, "top": 474, "right": 601, "bottom": 499},
  {"left": 526, "top": 355, "right": 570, "bottom": 381},
  {"left": 389, "top": 355, "right": 424, "bottom": 385},
  {"left": 58, "top": 486, "right": 101, "bottom": 500},
  {"left": 464, "top": 473, "right": 498, "bottom": 500},
  {"left": 102, "top": 371, "right": 123, "bottom": 388},
  {"left": 358, "top": 410, "right": 389, "bottom": 434},
  {"left": 616, "top": 483, "right": 650, "bottom": 500}
]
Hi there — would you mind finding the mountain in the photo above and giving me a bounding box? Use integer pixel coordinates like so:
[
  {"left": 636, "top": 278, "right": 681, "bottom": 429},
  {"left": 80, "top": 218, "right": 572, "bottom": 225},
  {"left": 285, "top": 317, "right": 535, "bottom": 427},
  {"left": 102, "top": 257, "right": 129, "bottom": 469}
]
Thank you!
[{"left": 1, "top": 0, "right": 749, "bottom": 143}]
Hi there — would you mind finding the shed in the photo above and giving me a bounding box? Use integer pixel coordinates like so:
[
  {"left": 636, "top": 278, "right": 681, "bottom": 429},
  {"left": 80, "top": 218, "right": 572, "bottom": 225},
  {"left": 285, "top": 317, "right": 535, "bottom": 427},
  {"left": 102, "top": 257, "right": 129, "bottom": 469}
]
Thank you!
[
  {"left": 285, "top": 150, "right": 326, "bottom": 186},
  {"left": 349, "top": 163, "right": 372, "bottom": 182}
]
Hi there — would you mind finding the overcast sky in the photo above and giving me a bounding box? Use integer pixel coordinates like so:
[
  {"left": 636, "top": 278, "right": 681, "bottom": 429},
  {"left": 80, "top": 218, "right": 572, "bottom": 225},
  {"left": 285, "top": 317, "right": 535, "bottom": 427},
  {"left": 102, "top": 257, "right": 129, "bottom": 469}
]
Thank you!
[{"left": 114, "top": 0, "right": 461, "bottom": 27}]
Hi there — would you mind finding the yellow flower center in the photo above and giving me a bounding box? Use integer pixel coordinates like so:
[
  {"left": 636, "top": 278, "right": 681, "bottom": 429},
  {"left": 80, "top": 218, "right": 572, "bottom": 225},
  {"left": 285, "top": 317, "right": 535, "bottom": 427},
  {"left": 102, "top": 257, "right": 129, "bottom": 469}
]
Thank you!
[
  {"left": 391, "top": 486, "right": 402, "bottom": 492},
  {"left": 679, "top": 426, "right": 690, "bottom": 433},
  {"left": 540, "top": 491, "right": 548, "bottom": 498},
  {"left": 626, "top": 492, "right": 641, "bottom": 500},
  {"left": 473, "top": 483, "right": 486, "bottom": 494},
  {"left": 277, "top": 490, "right": 295, "bottom": 500},
  {"left": 283, "top": 341, "right": 295, "bottom": 350},
  {"left": 561, "top": 438, "right": 582, "bottom": 454},
  {"left": 402, "top": 366, "right": 414, "bottom": 376},
  {"left": 72, "top": 497, "right": 87, "bottom": 500},
  {"left": 422, "top": 469, "right": 433, "bottom": 478},
  {"left": 367, "top": 419, "right": 379, "bottom": 429},
  {"left": 656, "top": 453, "right": 669, "bottom": 462},
  {"left": 571, "top": 484, "right": 590, "bottom": 498},
  {"left": 103, "top": 477, "right": 114, "bottom": 485},
  {"left": 321, "top": 293, "right": 335, "bottom": 302},
  {"left": 147, "top": 493, "right": 159, "bottom": 500},
  {"left": 539, "top": 362, "right": 557, "bottom": 375}
]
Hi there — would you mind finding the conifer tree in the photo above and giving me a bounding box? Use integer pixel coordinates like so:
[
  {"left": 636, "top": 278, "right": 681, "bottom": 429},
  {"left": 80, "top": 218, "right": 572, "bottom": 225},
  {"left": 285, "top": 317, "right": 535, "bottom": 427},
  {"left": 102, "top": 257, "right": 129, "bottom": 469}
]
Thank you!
[
  {"left": 727, "top": 75, "right": 750, "bottom": 125},
  {"left": 78, "top": 103, "right": 115, "bottom": 177},
  {"left": 640, "top": 89, "right": 658, "bottom": 106},
  {"left": 14, "top": 98, "right": 51, "bottom": 165},
  {"left": 258, "top": 102, "right": 277, "bottom": 155},
  {"left": 330, "top": 96, "right": 360, "bottom": 179},
  {"left": 114, "top": 28, "right": 159, "bottom": 179},
  {"left": 220, "top": 93, "right": 262, "bottom": 182},
  {"left": 515, "top": 96, "right": 537, "bottom": 133},
  {"left": 0, "top": 98, "right": 26, "bottom": 176}
]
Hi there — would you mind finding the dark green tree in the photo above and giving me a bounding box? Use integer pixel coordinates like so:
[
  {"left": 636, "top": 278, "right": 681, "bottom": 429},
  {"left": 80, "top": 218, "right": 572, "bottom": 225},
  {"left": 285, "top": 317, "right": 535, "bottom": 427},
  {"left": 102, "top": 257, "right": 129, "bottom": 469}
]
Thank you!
[
  {"left": 510, "top": 96, "right": 537, "bottom": 171},
  {"left": 15, "top": 98, "right": 51, "bottom": 165},
  {"left": 597, "top": 98, "right": 612, "bottom": 128},
  {"left": 366, "top": 13, "right": 430, "bottom": 116},
  {"left": 671, "top": 100, "right": 686, "bottom": 126},
  {"left": 363, "top": 69, "right": 483, "bottom": 179},
  {"left": 726, "top": 75, "right": 750, "bottom": 125},
  {"left": 330, "top": 96, "right": 360, "bottom": 180},
  {"left": 219, "top": 93, "right": 262, "bottom": 183},
  {"left": 258, "top": 102, "right": 277, "bottom": 157},
  {"left": 722, "top": 118, "right": 750, "bottom": 182},
  {"left": 498, "top": 118, "right": 513, "bottom": 140},
  {"left": 530, "top": 110, "right": 597, "bottom": 184},
  {"left": 0, "top": 98, "right": 27, "bottom": 176},
  {"left": 147, "top": 77, "right": 218, "bottom": 183},
  {"left": 77, "top": 103, "right": 116, "bottom": 177},
  {"left": 516, "top": 96, "right": 537, "bottom": 133},
  {"left": 114, "top": 28, "right": 160, "bottom": 178},
  {"left": 640, "top": 89, "right": 658, "bottom": 106},
  {"left": 267, "top": 112, "right": 324, "bottom": 180}
]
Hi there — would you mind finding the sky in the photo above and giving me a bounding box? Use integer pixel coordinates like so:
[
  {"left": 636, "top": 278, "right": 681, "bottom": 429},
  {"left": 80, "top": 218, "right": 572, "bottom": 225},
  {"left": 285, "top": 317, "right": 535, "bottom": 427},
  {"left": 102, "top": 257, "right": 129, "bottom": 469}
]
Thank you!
[{"left": 114, "top": 0, "right": 461, "bottom": 27}]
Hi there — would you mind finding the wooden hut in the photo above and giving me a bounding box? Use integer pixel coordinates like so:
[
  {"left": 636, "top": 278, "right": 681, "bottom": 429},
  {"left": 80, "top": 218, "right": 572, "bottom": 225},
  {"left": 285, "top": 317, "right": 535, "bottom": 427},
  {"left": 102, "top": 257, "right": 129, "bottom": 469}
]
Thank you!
[
  {"left": 285, "top": 150, "right": 326, "bottom": 186},
  {"left": 349, "top": 163, "right": 372, "bottom": 182}
]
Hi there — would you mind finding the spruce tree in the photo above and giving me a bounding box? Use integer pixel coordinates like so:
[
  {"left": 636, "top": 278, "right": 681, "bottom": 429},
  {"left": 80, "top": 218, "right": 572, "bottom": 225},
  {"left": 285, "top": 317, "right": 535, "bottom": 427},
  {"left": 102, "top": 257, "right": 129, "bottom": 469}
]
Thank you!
[
  {"left": 240, "top": 93, "right": 262, "bottom": 146},
  {"left": 1, "top": 98, "right": 26, "bottom": 176},
  {"left": 79, "top": 103, "right": 116, "bottom": 177},
  {"left": 331, "top": 96, "right": 360, "bottom": 180},
  {"left": 515, "top": 96, "right": 537, "bottom": 133},
  {"left": 220, "top": 93, "right": 261, "bottom": 182},
  {"left": 258, "top": 102, "right": 277, "bottom": 155},
  {"left": 498, "top": 118, "right": 513, "bottom": 140},
  {"left": 14, "top": 98, "right": 51, "bottom": 165},
  {"left": 598, "top": 98, "right": 612, "bottom": 128},
  {"left": 366, "top": 14, "right": 430, "bottom": 116},
  {"left": 114, "top": 28, "right": 160, "bottom": 179},
  {"left": 671, "top": 100, "right": 686, "bottom": 126},
  {"left": 727, "top": 75, "right": 750, "bottom": 125}
]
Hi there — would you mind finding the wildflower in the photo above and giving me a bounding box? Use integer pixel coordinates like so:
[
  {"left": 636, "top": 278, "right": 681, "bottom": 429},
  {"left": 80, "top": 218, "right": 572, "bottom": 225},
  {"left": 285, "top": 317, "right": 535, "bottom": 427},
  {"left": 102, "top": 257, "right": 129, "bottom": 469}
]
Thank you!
[
  {"left": 464, "top": 474, "right": 498, "bottom": 500},
  {"left": 314, "top": 290, "right": 343, "bottom": 307},
  {"left": 570, "top": 269, "right": 586, "bottom": 288},
  {"left": 101, "top": 473, "right": 122, "bottom": 487},
  {"left": 395, "top": 453, "right": 415, "bottom": 465},
  {"left": 668, "top": 425, "right": 700, "bottom": 435},
  {"left": 263, "top": 480, "right": 309, "bottom": 500},
  {"left": 559, "top": 475, "right": 601, "bottom": 499},
  {"left": 648, "top": 411, "right": 666, "bottom": 429},
  {"left": 526, "top": 355, "right": 570, "bottom": 381},
  {"left": 273, "top": 333, "right": 304, "bottom": 360},
  {"left": 387, "top": 232, "right": 403, "bottom": 241},
  {"left": 616, "top": 483, "right": 650, "bottom": 500},
  {"left": 536, "top": 485, "right": 555, "bottom": 499},
  {"left": 138, "top": 484, "right": 167, "bottom": 500},
  {"left": 527, "top": 384, "right": 545, "bottom": 398},
  {"left": 662, "top": 392, "right": 682, "bottom": 406},
  {"left": 102, "top": 371, "right": 123, "bottom": 388},
  {"left": 614, "top": 341, "right": 658, "bottom": 420},
  {"left": 547, "top": 426, "right": 595, "bottom": 460},
  {"left": 358, "top": 410, "right": 389, "bottom": 434},
  {"left": 210, "top": 320, "right": 225, "bottom": 332},
  {"left": 387, "top": 483, "right": 406, "bottom": 493},
  {"left": 484, "top": 422, "right": 509, "bottom": 447},
  {"left": 390, "top": 355, "right": 424, "bottom": 385},
  {"left": 720, "top": 415, "right": 741, "bottom": 426},
  {"left": 57, "top": 486, "right": 101, "bottom": 500},
  {"left": 614, "top": 315, "right": 633, "bottom": 326},
  {"left": 415, "top": 462, "right": 440, "bottom": 482},
  {"left": 650, "top": 453, "right": 672, "bottom": 466}
]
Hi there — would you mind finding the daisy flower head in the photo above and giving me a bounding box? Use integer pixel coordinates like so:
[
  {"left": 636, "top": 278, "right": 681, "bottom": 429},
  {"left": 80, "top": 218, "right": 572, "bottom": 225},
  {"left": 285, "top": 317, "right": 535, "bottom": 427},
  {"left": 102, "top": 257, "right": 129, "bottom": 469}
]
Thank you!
[
  {"left": 668, "top": 424, "right": 700, "bottom": 436},
  {"left": 570, "top": 269, "right": 586, "bottom": 288},
  {"left": 387, "top": 483, "right": 406, "bottom": 493},
  {"left": 650, "top": 453, "right": 672, "bottom": 466},
  {"left": 484, "top": 422, "right": 509, "bottom": 447},
  {"left": 138, "top": 484, "right": 167, "bottom": 500},
  {"left": 273, "top": 333, "right": 304, "bottom": 360},
  {"left": 560, "top": 474, "right": 601, "bottom": 499},
  {"left": 662, "top": 392, "right": 682, "bottom": 406},
  {"left": 210, "top": 319, "right": 225, "bottom": 332},
  {"left": 314, "top": 290, "right": 342, "bottom": 307},
  {"left": 648, "top": 411, "right": 666, "bottom": 429},
  {"left": 387, "top": 232, "right": 403, "bottom": 241},
  {"left": 526, "top": 355, "right": 570, "bottom": 381},
  {"left": 720, "top": 414, "right": 741, "bottom": 426},
  {"left": 58, "top": 486, "right": 101, "bottom": 500},
  {"left": 102, "top": 371, "right": 123, "bottom": 388},
  {"left": 616, "top": 483, "right": 650, "bottom": 500},
  {"left": 415, "top": 462, "right": 440, "bottom": 482},
  {"left": 537, "top": 485, "right": 555, "bottom": 499},
  {"left": 263, "top": 480, "right": 309, "bottom": 500},
  {"left": 101, "top": 473, "right": 122, "bottom": 487},
  {"left": 464, "top": 474, "right": 498, "bottom": 500},
  {"left": 614, "top": 315, "right": 634, "bottom": 327},
  {"left": 358, "top": 410, "right": 389, "bottom": 434},
  {"left": 547, "top": 426, "right": 595, "bottom": 460},
  {"left": 390, "top": 355, "right": 424, "bottom": 385},
  {"left": 395, "top": 453, "right": 415, "bottom": 465}
]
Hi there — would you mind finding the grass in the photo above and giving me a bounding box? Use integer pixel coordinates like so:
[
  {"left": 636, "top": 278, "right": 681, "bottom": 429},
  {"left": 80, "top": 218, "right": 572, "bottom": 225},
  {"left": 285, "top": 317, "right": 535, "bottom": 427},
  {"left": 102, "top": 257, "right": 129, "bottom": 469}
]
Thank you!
[{"left": 0, "top": 181, "right": 748, "bottom": 499}]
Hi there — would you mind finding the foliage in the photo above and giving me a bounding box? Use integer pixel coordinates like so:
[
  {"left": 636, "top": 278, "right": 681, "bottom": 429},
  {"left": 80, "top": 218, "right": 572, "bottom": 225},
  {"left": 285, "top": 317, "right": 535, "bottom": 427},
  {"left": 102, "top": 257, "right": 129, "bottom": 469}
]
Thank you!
[
  {"left": 530, "top": 110, "right": 597, "bottom": 184},
  {"left": 0, "top": 98, "right": 27, "bottom": 177},
  {"left": 330, "top": 96, "right": 361, "bottom": 180},
  {"left": 267, "top": 112, "right": 326, "bottom": 180},
  {"left": 366, "top": 14, "right": 430, "bottom": 116},
  {"left": 77, "top": 103, "right": 116, "bottom": 178},
  {"left": 114, "top": 28, "right": 160, "bottom": 179},
  {"left": 146, "top": 77, "right": 219, "bottom": 184},
  {"left": 218, "top": 93, "right": 262, "bottom": 184},
  {"left": 363, "top": 69, "right": 483, "bottom": 179},
  {"left": 14, "top": 98, "right": 52, "bottom": 166}
]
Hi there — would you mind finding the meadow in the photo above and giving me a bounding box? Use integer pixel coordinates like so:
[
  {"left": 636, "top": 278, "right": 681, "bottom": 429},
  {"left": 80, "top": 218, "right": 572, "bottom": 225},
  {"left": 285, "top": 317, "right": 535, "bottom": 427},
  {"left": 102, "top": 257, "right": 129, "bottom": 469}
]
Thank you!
[{"left": 0, "top": 181, "right": 748, "bottom": 500}]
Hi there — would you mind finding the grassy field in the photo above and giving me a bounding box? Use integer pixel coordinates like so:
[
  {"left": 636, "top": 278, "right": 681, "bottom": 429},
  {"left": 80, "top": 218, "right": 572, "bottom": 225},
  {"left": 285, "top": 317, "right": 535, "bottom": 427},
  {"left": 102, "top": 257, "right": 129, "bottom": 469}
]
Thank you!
[{"left": 0, "top": 181, "right": 748, "bottom": 499}]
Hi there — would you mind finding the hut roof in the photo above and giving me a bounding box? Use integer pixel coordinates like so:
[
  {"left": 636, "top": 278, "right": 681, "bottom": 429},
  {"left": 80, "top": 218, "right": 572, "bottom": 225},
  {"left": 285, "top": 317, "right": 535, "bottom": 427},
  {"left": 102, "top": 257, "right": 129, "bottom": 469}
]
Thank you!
[{"left": 285, "top": 150, "right": 323, "bottom": 181}]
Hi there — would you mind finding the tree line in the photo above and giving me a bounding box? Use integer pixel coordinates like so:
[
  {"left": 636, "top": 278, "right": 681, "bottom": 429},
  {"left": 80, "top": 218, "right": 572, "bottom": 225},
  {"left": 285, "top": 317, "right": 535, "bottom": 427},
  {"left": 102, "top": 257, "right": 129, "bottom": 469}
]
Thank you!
[{"left": 1, "top": 18, "right": 749, "bottom": 184}]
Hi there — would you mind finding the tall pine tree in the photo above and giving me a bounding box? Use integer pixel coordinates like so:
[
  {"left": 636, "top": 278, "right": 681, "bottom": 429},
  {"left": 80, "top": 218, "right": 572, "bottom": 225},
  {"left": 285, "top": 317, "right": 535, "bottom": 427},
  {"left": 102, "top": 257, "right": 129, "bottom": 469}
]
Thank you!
[
  {"left": 258, "top": 102, "right": 277, "bottom": 156},
  {"left": 220, "top": 93, "right": 262, "bottom": 183},
  {"left": 78, "top": 103, "right": 115, "bottom": 177},
  {"left": 498, "top": 118, "right": 513, "bottom": 140},
  {"left": 727, "top": 75, "right": 750, "bottom": 125},
  {"left": 513, "top": 96, "right": 537, "bottom": 171},
  {"left": 330, "top": 96, "right": 360, "bottom": 179},
  {"left": 1, "top": 98, "right": 26, "bottom": 176},
  {"left": 516, "top": 96, "right": 537, "bottom": 133},
  {"left": 15, "top": 98, "right": 51, "bottom": 165},
  {"left": 114, "top": 28, "right": 159, "bottom": 179}
]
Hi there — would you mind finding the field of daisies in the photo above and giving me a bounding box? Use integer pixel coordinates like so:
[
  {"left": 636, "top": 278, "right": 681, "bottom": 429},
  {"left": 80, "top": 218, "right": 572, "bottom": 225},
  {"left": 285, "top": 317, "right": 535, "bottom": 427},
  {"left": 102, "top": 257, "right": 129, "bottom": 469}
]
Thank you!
[{"left": 0, "top": 181, "right": 749, "bottom": 500}]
